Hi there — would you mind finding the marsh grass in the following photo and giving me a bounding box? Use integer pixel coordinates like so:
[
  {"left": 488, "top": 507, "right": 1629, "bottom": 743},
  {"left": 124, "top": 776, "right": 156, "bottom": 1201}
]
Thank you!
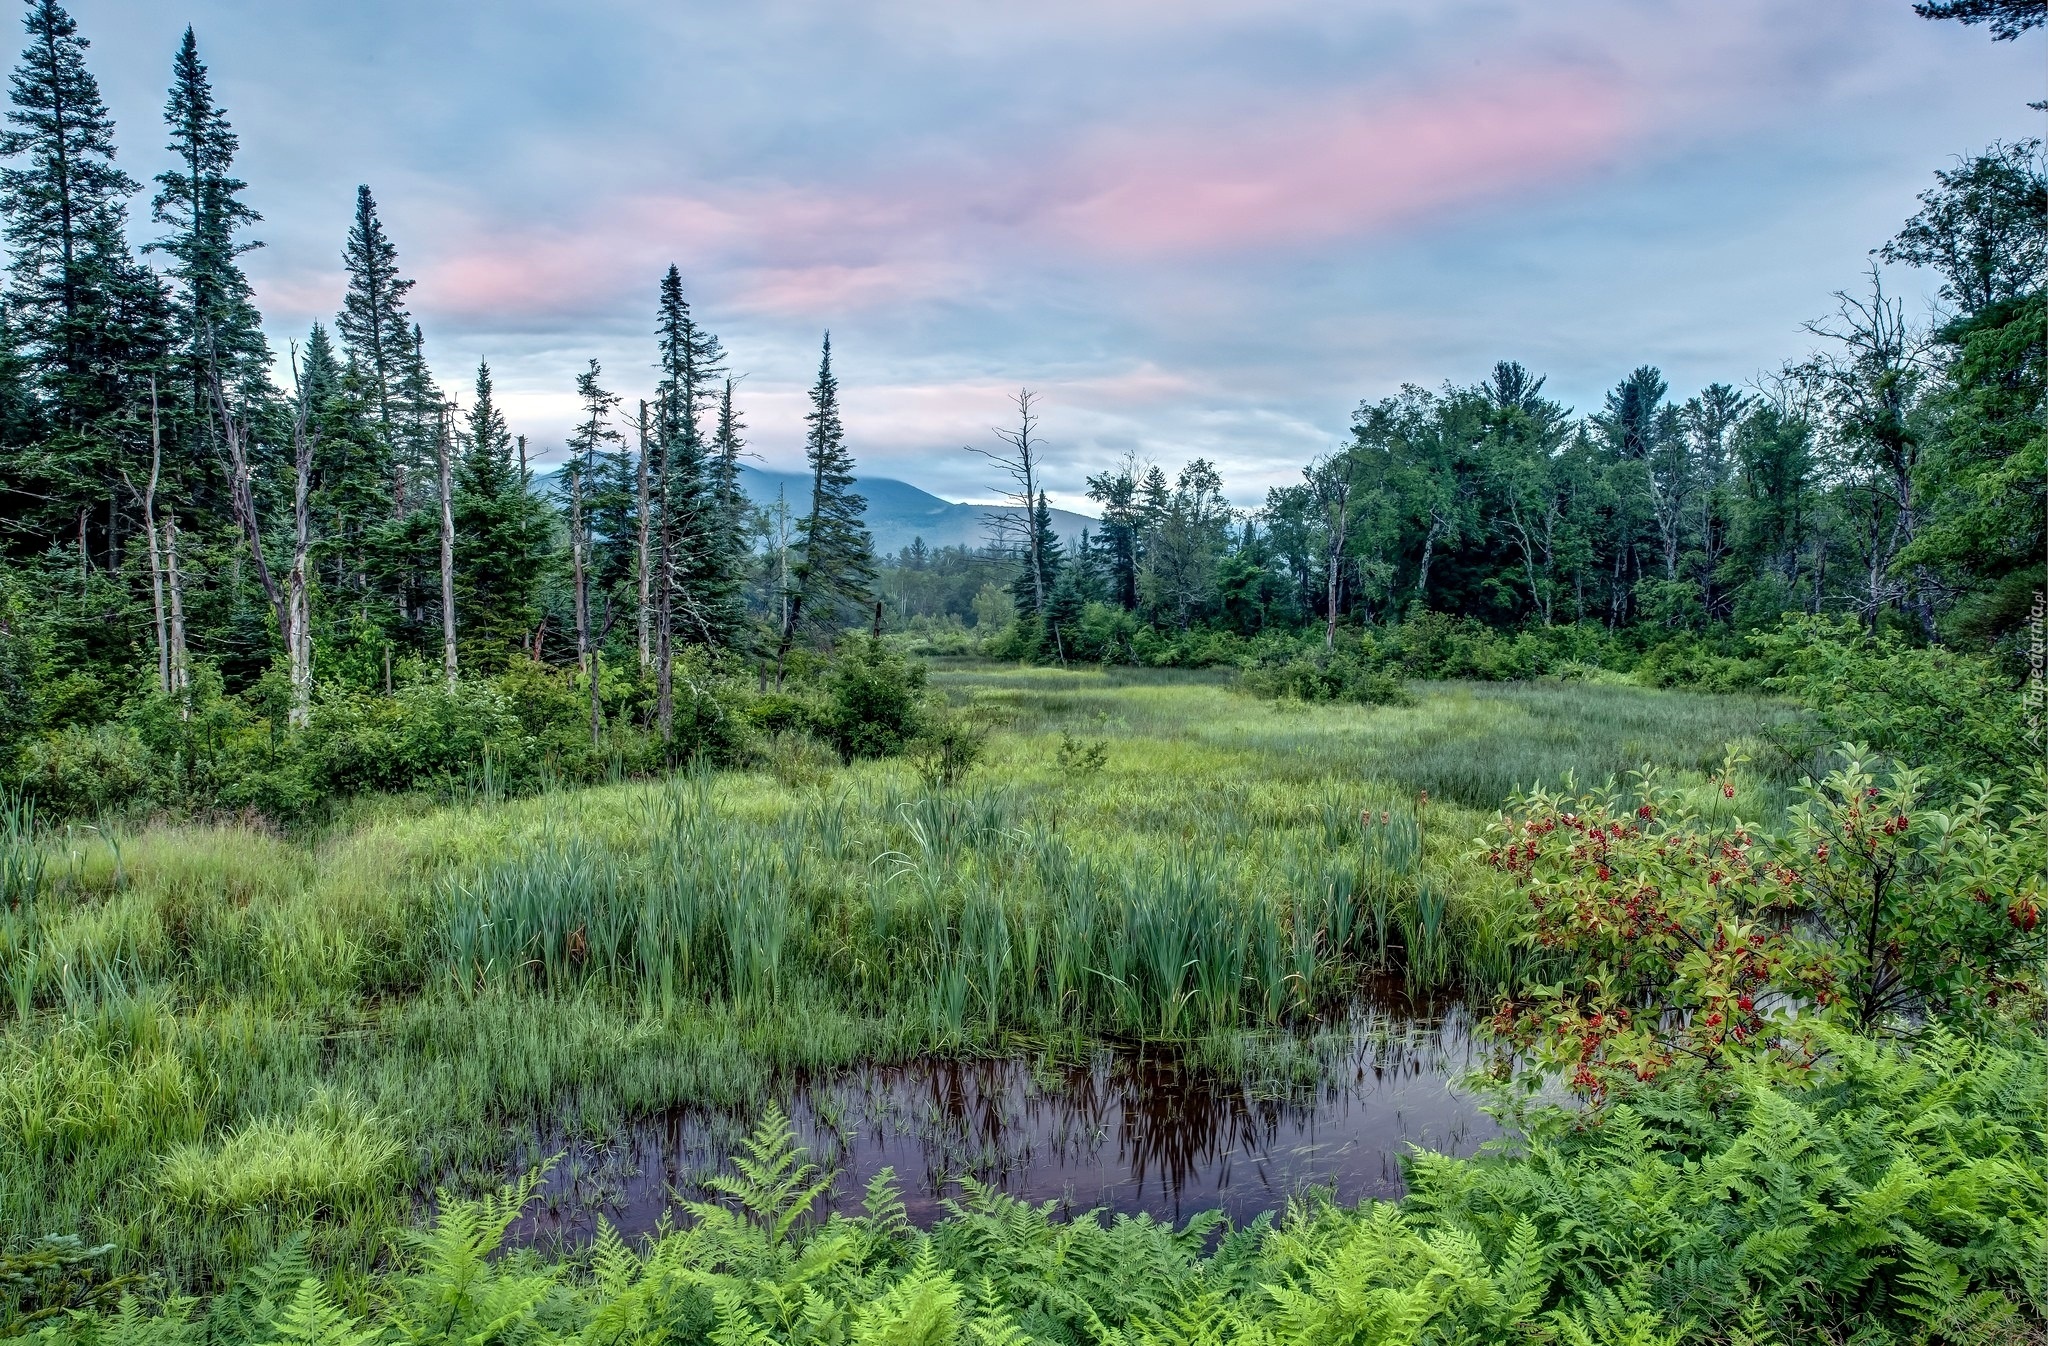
[{"left": 0, "top": 668, "right": 1795, "bottom": 1291}]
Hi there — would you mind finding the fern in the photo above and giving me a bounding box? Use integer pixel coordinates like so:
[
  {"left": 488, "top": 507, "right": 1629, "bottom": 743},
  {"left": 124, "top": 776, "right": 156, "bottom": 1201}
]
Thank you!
[
  {"left": 260, "top": 1280, "right": 380, "bottom": 1346},
  {"left": 698, "top": 1104, "right": 833, "bottom": 1245}
]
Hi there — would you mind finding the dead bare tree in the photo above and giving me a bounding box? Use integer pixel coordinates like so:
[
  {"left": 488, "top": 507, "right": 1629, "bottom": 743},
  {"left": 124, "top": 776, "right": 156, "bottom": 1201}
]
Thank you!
[
  {"left": 1305, "top": 451, "right": 1358, "bottom": 649},
  {"left": 967, "top": 389, "right": 1050, "bottom": 616},
  {"left": 163, "top": 509, "right": 189, "bottom": 697},
  {"left": 125, "top": 376, "right": 171, "bottom": 694},
  {"left": 437, "top": 405, "right": 458, "bottom": 687},
  {"left": 212, "top": 346, "right": 317, "bottom": 728}
]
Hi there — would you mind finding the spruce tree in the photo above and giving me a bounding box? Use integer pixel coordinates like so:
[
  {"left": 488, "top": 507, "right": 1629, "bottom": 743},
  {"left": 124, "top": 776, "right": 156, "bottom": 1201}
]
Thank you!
[
  {"left": 652, "top": 265, "right": 734, "bottom": 645},
  {"left": 150, "top": 27, "right": 268, "bottom": 413},
  {"left": 1010, "top": 489, "right": 1064, "bottom": 615},
  {"left": 0, "top": 0, "right": 169, "bottom": 557},
  {"left": 452, "top": 360, "right": 546, "bottom": 666},
  {"left": 776, "top": 333, "right": 873, "bottom": 676},
  {"left": 708, "top": 377, "right": 750, "bottom": 639},
  {"left": 336, "top": 185, "right": 413, "bottom": 442}
]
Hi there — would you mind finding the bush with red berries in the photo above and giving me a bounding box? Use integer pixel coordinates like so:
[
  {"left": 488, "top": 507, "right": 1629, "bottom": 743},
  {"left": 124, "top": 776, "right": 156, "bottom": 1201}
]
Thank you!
[{"left": 1483, "top": 747, "right": 2045, "bottom": 1103}]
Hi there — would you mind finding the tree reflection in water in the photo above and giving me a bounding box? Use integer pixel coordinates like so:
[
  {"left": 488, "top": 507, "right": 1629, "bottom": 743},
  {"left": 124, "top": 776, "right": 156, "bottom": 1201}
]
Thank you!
[{"left": 505, "top": 988, "right": 1494, "bottom": 1248}]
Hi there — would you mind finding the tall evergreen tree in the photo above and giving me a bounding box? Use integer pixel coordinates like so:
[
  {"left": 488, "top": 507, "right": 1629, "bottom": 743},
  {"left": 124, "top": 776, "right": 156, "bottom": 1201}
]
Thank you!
[
  {"left": 652, "top": 265, "right": 733, "bottom": 645},
  {"left": 1009, "top": 488, "right": 1064, "bottom": 616},
  {"left": 706, "top": 375, "right": 750, "bottom": 644},
  {"left": 0, "top": 0, "right": 169, "bottom": 558},
  {"left": 776, "top": 333, "right": 873, "bottom": 675},
  {"left": 150, "top": 27, "right": 267, "bottom": 411},
  {"left": 336, "top": 185, "right": 413, "bottom": 443},
  {"left": 453, "top": 359, "right": 549, "bottom": 666}
]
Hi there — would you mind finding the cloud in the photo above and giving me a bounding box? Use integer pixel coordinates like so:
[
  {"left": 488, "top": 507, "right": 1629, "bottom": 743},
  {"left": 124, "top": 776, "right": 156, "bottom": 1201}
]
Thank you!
[{"left": 1042, "top": 71, "right": 1633, "bottom": 254}]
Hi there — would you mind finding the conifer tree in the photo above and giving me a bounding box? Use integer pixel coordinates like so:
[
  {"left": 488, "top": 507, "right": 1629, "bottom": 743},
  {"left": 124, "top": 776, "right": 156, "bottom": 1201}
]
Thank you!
[
  {"left": 0, "top": 0, "right": 169, "bottom": 557},
  {"left": 652, "top": 265, "right": 732, "bottom": 645},
  {"left": 150, "top": 25, "right": 268, "bottom": 426},
  {"left": 454, "top": 359, "right": 548, "bottom": 666},
  {"left": 776, "top": 333, "right": 873, "bottom": 679},
  {"left": 708, "top": 376, "right": 749, "bottom": 633},
  {"left": 336, "top": 185, "right": 413, "bottom": 443}
]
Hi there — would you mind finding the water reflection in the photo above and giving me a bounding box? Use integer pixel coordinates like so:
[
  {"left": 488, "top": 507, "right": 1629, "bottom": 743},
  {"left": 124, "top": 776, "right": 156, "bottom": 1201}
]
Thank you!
[{"left": 506, "top": 988, "right": 1495, "bottom": 1245}]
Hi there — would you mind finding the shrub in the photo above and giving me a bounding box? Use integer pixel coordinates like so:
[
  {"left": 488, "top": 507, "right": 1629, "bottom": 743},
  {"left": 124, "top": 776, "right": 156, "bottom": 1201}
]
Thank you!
[
  {"left": 909, "top": 707, "right": 987, "bottom": 788},
  {"left": 16, "top": 725, "right": 154, "bottom": 819},
  {"left": 821, "top": 637, "right": 928, "bottom": 761},
  {"left": 1238, "top": 647, "right": 1412, "bottom": 706},
  {"left": 1485, "top": 750, "right": 2047, "bottom": 1102},
  {"left": 301, "top": 680, "right": 525, "bottom": 799},
  {"left": 1755, "top": 614, "right": 2033, "bottom": 796}
]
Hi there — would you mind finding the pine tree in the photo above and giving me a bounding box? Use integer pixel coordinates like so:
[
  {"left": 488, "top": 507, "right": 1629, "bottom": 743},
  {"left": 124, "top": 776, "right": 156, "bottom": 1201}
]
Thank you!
[
  {"left": 0, "top": 0, "right": 170, "bottom": 558},
  {"left": 336, "top": 185, "right": 413, "bottom": 444},
  {"left": 776, "top": 333, "right": 873, "bottom": 678},
  {"left": 652, "top": 265, "right": 737, "bottom": 648},
  {"left": 453, "top": 360, "right": 548, "bottom": 667},
  {"left": 150, "top": 27, "right": 268, "bottom": 414},
  {"left": 1009, "top": 489, "right": 1064, "bottom": 616}
]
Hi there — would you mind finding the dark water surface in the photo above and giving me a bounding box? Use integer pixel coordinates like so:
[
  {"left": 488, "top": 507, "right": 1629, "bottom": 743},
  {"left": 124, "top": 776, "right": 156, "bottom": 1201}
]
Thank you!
[{"left": 506, "top": 989, "right": 1496, "bottom": 1245}]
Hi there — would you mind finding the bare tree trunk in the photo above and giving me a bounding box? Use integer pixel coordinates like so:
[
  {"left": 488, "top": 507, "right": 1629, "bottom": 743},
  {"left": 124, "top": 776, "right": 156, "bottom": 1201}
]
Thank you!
[
  {"left": 288, "top": 428, "right": 312, "bottom": 727},
  {"left": 139, "top": 377, "right": 170, "bottom": 693},
  {"left": 164, "top": 510, "right": 189, "bottom": 698},
  {"left": 1323, "top": 477, "right": 1351, "bottom": 650},
  {"left": 636, "top": 401, "right": 652, "bottom": 672},
  {"left": 214, "top": 380, "right": 290, "bottom": 672},
  {"left": 570, "top": 465, "right": 600, "bottom": 748},
  {"left": 1414, "top": 513, "right": 1443, "bottom": 605},
  {"left": 967, "top": 390, "right": 1047, "bottom": 616},
  {"left": 438, "top": 409, "right": 458, "bottom": 687},
  {"left": 654, "top": 405, "right": 676, "bottom": 744}
]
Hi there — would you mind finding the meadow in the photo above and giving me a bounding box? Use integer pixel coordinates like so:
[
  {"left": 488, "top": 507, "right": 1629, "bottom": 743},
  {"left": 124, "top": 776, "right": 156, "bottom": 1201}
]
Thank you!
[
  {"left": 0, "top": 665, "right": 1805, "bottom": 1300},
  {"left": 0, "top": 667, "right": 1802, "bottom": 1302}
]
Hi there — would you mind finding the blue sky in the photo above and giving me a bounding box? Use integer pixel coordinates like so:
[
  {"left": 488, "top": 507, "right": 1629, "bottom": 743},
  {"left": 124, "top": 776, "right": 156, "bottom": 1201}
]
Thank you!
[{"left": 76, "top": 0, "right": 2043, "bottom": 506}]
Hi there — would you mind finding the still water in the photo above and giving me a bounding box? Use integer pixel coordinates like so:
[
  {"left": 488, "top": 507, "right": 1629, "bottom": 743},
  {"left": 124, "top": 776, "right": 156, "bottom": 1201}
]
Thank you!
[{"left": 506, "top": 988, "right": 1497, "bottom": 1245}]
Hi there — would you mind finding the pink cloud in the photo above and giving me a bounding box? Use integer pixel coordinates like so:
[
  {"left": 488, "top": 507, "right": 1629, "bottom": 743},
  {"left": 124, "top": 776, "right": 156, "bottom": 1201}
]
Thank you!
[
  {"left": 1043, "top": 72, "right": 1633, "bottom": 253},
  {"left": 373, "top": 67, "right": 1638, "bottom": 328}
]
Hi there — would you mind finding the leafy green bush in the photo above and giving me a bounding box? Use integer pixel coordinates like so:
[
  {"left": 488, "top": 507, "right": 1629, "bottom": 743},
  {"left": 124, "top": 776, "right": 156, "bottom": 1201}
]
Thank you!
[
  {"left": 821, "top": 637, "right": 929, "bottom": 761},
  {"left": 1755, "top": 615, "right": 2033, "bottom": 796},
  {"left": 1238, "top": 647, "right": 1413, "bottom": 706},
  {"left": 14, "top": 725, "right": 155, "bottom": 819}
]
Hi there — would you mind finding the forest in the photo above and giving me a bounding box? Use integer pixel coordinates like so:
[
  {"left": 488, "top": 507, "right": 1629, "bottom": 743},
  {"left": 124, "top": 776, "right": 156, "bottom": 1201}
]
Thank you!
[{"left": 0, "top": 0, "right": 2044, "bottom": 1343}]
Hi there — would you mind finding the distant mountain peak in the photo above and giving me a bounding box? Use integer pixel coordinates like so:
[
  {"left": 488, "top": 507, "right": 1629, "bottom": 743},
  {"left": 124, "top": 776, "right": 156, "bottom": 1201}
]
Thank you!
[{"left": 737, "top": 464, "right": 1094, "bottom": 555}]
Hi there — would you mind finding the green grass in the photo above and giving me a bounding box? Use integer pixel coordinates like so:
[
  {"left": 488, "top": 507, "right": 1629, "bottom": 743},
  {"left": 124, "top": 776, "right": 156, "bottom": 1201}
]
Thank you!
[{"left": 0, "top": 668, "right": 1798, "bottom": 1291}]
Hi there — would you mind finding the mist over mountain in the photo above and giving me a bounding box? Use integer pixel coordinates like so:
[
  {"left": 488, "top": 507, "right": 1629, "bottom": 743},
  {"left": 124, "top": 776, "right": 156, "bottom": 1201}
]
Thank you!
[
  {"left": 737, "top": 465, "right": 1094, "bottom": 556},
  {"left": 531, "top": 462, "right": 1095, "bottom": 556}
]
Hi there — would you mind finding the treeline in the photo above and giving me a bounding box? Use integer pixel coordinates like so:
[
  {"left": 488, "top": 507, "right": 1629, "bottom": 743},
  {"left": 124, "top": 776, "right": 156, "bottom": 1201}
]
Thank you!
[
  {"left": 0, "top": 0, "right": 2039, "bottom": 819},
  {"left": 887, "top": 140, "right": 2043, "bottom": 678},
  {"left": 0, "top": 3, "right": 897, "bottom": 813}
]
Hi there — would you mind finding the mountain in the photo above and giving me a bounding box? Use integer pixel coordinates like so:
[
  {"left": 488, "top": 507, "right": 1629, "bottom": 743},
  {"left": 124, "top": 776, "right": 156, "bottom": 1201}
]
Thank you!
[
  {"left": 532, "top": 462, "right": 1096, "bottom": 557},
  {"left": 737, "top": 464, "right": 1095, "bottom": 557}
]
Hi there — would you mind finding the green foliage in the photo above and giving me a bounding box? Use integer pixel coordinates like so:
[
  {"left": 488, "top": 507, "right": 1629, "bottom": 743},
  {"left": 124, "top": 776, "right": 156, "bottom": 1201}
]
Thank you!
[
  {"left": 1238, "top": 646, "right": 1413, "bottom": 706},
  {"left": 1756, "top": 615, "right": 2034, "bottom": 797},
  {"left": 35, "top": 1026, "right": 2048, "bottom": 1346},
  {"left": 1487, "top": 750, "right": 2046, "bottom": 1100},
  {"left": 823, "top": 637, "right": 929, "bottom": 761}
]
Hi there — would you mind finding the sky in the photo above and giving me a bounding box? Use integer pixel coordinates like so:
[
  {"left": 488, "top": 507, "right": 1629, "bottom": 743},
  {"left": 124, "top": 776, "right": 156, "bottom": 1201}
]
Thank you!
[{"left": 76, "top": 0, "right": 2043, "bottom": 508}]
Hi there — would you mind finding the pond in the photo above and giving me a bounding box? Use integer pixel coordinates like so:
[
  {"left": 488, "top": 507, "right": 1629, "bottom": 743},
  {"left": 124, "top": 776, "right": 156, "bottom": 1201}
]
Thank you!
[{"left": 504, "top": 984, "right": 1499, "bottom": 1246}]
